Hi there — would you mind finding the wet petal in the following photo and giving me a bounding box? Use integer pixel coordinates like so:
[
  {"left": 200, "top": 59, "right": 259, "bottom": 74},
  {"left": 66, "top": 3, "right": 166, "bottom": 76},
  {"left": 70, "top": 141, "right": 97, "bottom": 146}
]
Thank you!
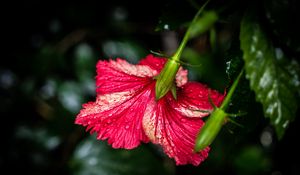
[
  {"left": 142, "top": 93, "right": 210, "bottom": 166},
  {"left": 76, "top": 84, "right": 155, "bottom": 149},
  {"left": 175, "top": 82, "right": 225, "bottom": 118},
  {"left": 76, "top": 57, "right": 161, "bottom": 149},
  {"left": 76, "top": 55, "right": 224, "bottom": 166},
  {"left": 176, "top": 67, "right": 188, "bottom": 87},
  {"left": 139, "top": 54, "right": 188, "bottom": 87},
  {"left": 138, "top": 54, "right": 167, "bottom": 72},
  {"left": 96, "top": 58, "right": 158, "bottom": 94}
]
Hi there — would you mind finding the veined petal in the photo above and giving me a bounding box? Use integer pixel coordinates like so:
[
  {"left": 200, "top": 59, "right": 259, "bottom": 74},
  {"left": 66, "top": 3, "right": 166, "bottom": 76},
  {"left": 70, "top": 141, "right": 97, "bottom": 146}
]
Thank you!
[
  {"left": 76, "top": 54, "right": 223, "bottom": 166},
  {"left": 96, "top": 58, "right": 158, "bottom": 94},
  {"left": 76, "top": 57, "right": 162, "bottom": 149},
  {"left": 176, "top": 67, "right": 188, "bottom": 87},
  {"left": 142, "top": 92, "right": 210, "bottom": 166},
  {"left": 175, "top": 82, "right": 225, "bottom": 118},
  {"left": 139, "top": 54, "right": 189, "bottom": 87},
  {"left": 76, "top": 84, "right": 155, "bottom": 149},
  {"left": 138, "top": 54, "right": 167, "bottom": 72},
  {"left": 142, "top": 82, "right": 223, "bottom": 165}
]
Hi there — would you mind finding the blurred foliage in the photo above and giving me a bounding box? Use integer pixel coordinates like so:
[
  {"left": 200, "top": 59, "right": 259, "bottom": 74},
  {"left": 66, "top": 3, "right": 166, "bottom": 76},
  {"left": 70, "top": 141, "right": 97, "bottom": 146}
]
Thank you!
[
  {"left": 240, "top": 10, "right": 300, "bottom": 139},
  {"left": 1, "top": 0, "right": 300, "bottom": 175},
  {"left": 71, "top": 136, "right": 174, "bottom": 175}
]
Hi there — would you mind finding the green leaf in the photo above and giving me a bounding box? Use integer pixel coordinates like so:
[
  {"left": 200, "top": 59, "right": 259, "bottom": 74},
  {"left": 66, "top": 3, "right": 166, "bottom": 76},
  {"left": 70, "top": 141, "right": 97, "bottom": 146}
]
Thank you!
[
  {"left": 71, "top": 136, "right": 174, "bottom": 175},
  {"left": 240, "top": 12, "right": 300, "bottom": 139}
]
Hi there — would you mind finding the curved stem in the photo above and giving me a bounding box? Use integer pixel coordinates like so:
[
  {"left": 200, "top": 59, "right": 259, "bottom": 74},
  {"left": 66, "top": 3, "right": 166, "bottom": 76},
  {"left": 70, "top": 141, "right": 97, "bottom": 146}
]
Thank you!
[
  {"left": 220, "top": 69, "right": 244, "bottom": 110},
  {"left": 172, "top": 0, "right": 211, "bottom": 61}
]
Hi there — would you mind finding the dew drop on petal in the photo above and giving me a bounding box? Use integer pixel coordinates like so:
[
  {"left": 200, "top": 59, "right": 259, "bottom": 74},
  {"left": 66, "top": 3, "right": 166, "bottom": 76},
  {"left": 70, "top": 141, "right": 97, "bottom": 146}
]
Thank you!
[
  {"left": 125, "top": 125, "right": 130, "bottom": 129},
  {"left": 156, "top": 134, "right": 162, "bottom": 139},
  {"left": 106, "top": 119, "right": 112, "bottom": 124}
]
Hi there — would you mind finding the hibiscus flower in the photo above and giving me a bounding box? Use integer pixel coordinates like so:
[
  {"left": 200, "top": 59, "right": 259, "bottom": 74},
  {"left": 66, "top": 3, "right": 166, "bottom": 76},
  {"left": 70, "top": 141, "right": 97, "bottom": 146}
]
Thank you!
[{"left": 75, "top": 54, "right": 224, "bottom": 166}]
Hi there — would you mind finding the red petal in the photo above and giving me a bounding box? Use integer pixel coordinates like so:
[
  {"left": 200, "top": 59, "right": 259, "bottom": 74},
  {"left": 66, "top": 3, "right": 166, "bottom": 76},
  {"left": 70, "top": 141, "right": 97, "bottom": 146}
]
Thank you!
[
  {"left": 142, "top": 92, "right": 210, "bottom": 166},
  {"left": 76, "top": 84, "right": 158, "bottom": 149},
  {"left": 175, "top": 82, "right": 225, "bottom": 118},
  {"left": 139, "top": 54, "right": 188, "bottom": 87},
  {"left": 76, "top": 58, "right": 162, "bottom": 149},
  {"left": 96, "top": 58, "right": 159, "bottom": 94},
  {"left": 142, "top": 82, "right": 224, "bottom": 166},
  {"left": 175, "top": 67, "right": 188, "bottom": 87},
  {"left": 138, "top": 54, "right": 167, "bottom": 72}
]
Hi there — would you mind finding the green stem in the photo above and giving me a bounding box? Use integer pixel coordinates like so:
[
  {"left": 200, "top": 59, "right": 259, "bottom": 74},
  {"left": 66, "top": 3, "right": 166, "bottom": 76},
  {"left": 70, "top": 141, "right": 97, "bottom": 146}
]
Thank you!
[
  {"left": 195, "top": 69, "right": 244, "bottom": 152},
  {"left": 155, "top": 0, "right": 212, "bottom": 100},
  {"left": 220, "top": 69, "right": 244, "bottom": 110},
  {"left": 172, "top": 0, "right": 211, "bottom": 61}
]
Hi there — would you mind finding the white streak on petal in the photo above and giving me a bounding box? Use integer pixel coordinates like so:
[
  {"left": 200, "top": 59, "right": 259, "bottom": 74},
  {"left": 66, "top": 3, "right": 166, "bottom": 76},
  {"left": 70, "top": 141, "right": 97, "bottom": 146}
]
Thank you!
[
  {"left": 80, "top": 91, "right": 133, "bottom": 116},
  {"left": 111, "top": 59, "right": 158, "bottom": 77},
  {"left": 175, "top": 106, "right": 210, "bottom": 118},
  {"left": 96, "top": 91, "right": 133, "bottom": 110},
  {"left": 176, "top": 67, "right": 188, "bottom": 87},
  {"left": 142, "top": 100, "right": 156, "bottom": 141}
]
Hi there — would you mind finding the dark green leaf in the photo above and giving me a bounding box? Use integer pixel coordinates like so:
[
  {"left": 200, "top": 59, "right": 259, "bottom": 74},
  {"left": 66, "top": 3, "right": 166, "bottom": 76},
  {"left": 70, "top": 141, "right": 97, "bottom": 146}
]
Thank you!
[
  {"left": 71, "top": 136, "right": 174, "bottom": 175},
  {"left": 240, "top": 12, "right": 300, "bottom": 139}
]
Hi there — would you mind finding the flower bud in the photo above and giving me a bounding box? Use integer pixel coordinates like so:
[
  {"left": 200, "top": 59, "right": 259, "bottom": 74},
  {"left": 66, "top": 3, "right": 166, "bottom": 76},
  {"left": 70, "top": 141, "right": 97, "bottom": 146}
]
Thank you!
[
  {"left": 194, "top": 108, "right": 227, "bottom": 152},
  {"left": 155, "top": 59, "right": 180, "bottom": 100}
]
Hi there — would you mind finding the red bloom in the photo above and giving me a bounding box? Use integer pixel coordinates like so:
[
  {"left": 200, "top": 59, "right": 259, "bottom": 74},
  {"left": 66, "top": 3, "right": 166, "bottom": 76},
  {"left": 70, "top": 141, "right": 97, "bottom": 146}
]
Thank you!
[{"left": 75, "top": 54, "right": 224, "bottom": 166}]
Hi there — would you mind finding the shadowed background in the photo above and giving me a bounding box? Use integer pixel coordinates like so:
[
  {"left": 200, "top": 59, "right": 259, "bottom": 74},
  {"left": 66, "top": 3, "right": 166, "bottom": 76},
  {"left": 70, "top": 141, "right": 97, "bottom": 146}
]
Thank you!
[{"left": 1, "top": 0, "right": 300, "bottom": 175}]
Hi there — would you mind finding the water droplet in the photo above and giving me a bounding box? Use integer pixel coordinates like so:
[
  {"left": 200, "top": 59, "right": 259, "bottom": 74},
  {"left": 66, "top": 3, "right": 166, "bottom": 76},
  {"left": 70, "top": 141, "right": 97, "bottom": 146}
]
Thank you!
[
  {"left": 260, "top": 130, "right": 273, "bottom": 147},
  {"left": 282, "top": 121, "right": 289, "bottom": 129},
  {"left": 156, "top": 134, "right": 162, "bottom": 139},
  {"left": 125, "top": 125, "right": 130, "bottom": 129},
  {"left": 275, "top": 48, "right": 283, "bottom": 60},
  {"left": 106, "top": 119, "right": 112, "bottom": 124},
  {"left": 180, "top": 118, "right": 186, "bottom": 122},
  {"left": 108, "top": 113, "right": 112, "bottom": 117},
  {"left": 163, "top": 24, "right": 170, "bottom": 30}
]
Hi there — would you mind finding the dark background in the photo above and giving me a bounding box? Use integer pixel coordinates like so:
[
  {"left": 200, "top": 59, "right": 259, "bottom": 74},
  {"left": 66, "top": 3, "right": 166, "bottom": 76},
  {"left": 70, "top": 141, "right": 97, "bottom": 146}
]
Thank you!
[{"left": 1, "top": 0, "right": 300, "bottom": 174}]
